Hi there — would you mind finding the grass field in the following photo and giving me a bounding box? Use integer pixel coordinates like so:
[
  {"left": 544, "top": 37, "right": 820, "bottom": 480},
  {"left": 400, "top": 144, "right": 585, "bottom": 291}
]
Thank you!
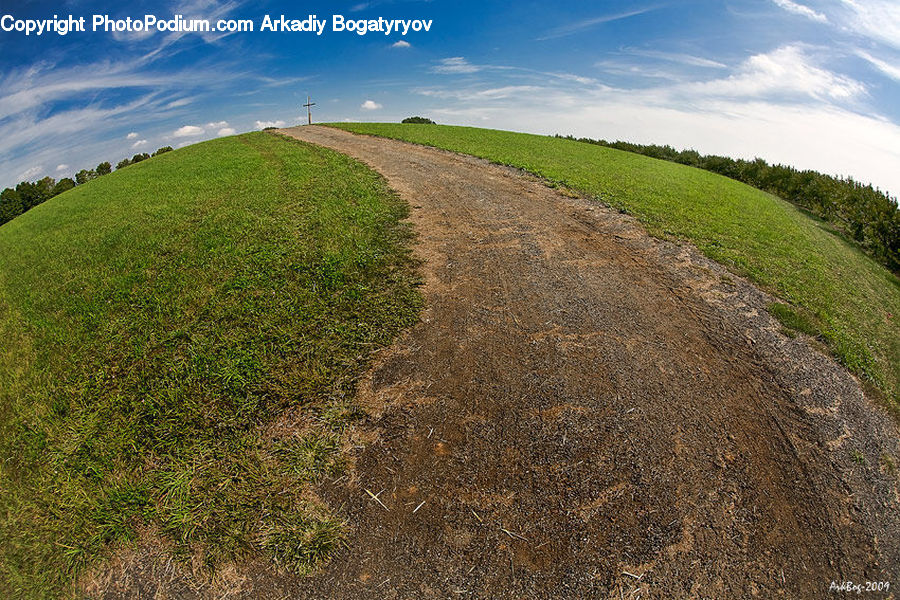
[
  {"left": 331, "top": 123, "right": 900, "bottom": 406},
  {"left": 0, "top": 132, "right": 421, "bottom": 597}
]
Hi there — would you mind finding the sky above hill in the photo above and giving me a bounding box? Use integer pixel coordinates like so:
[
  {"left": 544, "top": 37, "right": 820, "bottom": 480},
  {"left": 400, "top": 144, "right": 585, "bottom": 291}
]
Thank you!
[{"left": 1, "top": 0, "right": 899, "bottom": 194}]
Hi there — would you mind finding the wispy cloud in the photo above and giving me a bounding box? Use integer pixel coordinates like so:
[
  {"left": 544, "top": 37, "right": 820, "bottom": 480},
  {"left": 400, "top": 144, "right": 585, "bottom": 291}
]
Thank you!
[
  {"left": 856, "top": 49, "right": 900, "bottom": 81},
  {"left": 134, "top": 0, "right": 246, "bottom": 65},
  {"left": 131, "top": 139, "right": 148, "bottom": 148},
  {"left": 538, "top": 7, "right": 659, "bottom": 40},
  {"left": 361, "top": 100, "right": 383, "bottom": 110},
  {"left": 626, "top": 49, "right": 728, "bottom": 69},
  {"left": 432, "top": 57, "right": 604, "bottom": 88},
  {"left": 165, "top": 97, "right": 194, "bottom": 109},
  {"left": 771, "top": 0, "right": 828, "bottom": 23},
  {"left": 433, "top": 57, "right": 481, "bottom": 74},
  {"left": 839, "top": 0, "right": 900, "bottom": 50},
  {"left": 392, "top": 40, "right": 411, "bottom": 49}
]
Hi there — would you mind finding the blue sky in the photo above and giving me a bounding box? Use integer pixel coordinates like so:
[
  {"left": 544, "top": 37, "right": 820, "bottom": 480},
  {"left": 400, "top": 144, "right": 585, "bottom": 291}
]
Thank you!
[{"left": 1, "top": 0, "right": 899, "bottom": 194}]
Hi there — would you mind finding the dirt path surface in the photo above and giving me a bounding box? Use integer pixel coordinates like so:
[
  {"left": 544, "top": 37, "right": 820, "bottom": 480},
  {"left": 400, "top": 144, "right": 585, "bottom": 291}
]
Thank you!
[
  {"left": 93, "top": 126, "right": 900, "bottom": 599},
  {"left": 265, "top": 126, "right": 900, "bottom": 599}
]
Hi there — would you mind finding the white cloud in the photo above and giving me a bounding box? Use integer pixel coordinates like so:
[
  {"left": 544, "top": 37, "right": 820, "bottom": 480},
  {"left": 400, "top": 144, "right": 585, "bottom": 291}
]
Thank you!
[
  {"left": 856, "top": 50, "right": 900, "bottom": 81},
  {"left": 126, "top": 132, "right": 139, "bottom": 139},
  {"left": 772, "top": 0, "right": 829, "bottom": 23},
  {"left": 433, "top": 57, "right": 481, "bottom": 74},
  {"left": 681, "top": 45, "right": 864, "bottom": 101},
  {"left": 361, "top": 100, "right": 383, "bottom": 110},
  {"left": 254, "top": 120, "right": 286, "bottom": 129},
  {"left": 173, "top": 125, "right": 204, "bottom": 137},
  {"left": 217, "top": 127, "right": 236, "bottom": 136},
  {"left": 131, "top": 139, "right": 148, "bottom": 148},
  {"left": 839, "top": 0, "right": 900, "bottom": 50},
  {"left": 19, "top": 165, "right": 44, "bottom": 180},
  {"left": 208, "top": 120, "right": 229, "bottom": 128},
  {"left": 56, "top": 164, "right": 69, "bottom": 172},
  {"left": 392, "top": 40, "right": 411, "bottom": 49}
]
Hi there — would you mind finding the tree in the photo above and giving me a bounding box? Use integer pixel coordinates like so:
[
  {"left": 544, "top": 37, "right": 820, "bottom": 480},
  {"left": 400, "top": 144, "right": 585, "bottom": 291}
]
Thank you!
[
  {"left": 402, "top": 116, "right": 436, "bottom": 124},
  {"left": 34, "top": 177, "right": 55, "bottom": 203},
  {"left": 153, "top": 146, "right": 173, "bottom": 157},
  {"left": 131, "top": 153, "right": 150, "bottom": 164},
  {"left": 16, "top": 181, "right": 40, "bottom": 210},
  {"left": 0, "top": 188, "right": 23, "bottom": 225},
  {"left": 96, "top": 162, "right": 112, "bottom": 176},
  {"left": 116, "top": 158, "right": 132, "bottom": 170},
  {"left": 52, "top": 178, "right": 75, "bottom": 196},
  {"left": 75, "top": 169, "right": 96, "bottom": 185}
]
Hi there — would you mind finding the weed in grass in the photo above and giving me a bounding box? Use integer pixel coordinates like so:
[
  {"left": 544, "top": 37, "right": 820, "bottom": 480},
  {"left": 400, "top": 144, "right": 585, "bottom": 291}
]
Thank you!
[
  {"left": 769, "top": 302, "right": 821, "bottom": 338},
  {"left": 851, "top": 449, "right": 866, "bottom": 465}
]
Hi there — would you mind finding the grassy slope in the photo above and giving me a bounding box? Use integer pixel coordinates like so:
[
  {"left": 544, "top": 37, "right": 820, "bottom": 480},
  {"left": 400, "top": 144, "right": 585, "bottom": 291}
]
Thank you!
[
  {"left": 0, "top": 132, "right": 420, "bottom": 597},
  {"left": 331, "top": 123, "right": 900, "bottom": 405}
]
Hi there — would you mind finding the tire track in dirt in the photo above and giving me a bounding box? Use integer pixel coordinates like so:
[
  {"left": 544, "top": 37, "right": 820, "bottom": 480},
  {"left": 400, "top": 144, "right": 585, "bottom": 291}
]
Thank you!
[{"left": 267, "top": 126, "right": 900, "bottom": 599}]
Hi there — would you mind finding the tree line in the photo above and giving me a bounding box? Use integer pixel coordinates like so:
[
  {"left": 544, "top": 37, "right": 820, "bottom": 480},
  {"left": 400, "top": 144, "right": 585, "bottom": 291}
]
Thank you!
[
  {"left": 556, "top": 135, "right": 900, "bottom": 273},
  {"left": 0, "top": 146, "right": 174, "bottom": 228}
]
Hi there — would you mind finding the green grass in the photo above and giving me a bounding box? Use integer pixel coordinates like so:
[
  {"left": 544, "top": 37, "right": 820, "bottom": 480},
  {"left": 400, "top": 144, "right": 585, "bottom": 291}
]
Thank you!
[
  {"left": 330, "top": 123, "right": 900, "bottom": 405},
  {"left": 0, "top": 132, "right": 421, "bottom": 597}
]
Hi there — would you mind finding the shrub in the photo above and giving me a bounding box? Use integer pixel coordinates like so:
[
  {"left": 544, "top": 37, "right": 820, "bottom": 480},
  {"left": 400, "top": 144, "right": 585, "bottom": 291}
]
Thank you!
[{"left": 401, "top": 116, "right": 436, "bottom": 124}]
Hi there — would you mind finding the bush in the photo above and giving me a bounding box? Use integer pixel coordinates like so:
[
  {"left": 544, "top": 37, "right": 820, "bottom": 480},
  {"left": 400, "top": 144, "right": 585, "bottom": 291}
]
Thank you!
[{"left": 401, "top": 116, "right": 436, "bottom": 125}]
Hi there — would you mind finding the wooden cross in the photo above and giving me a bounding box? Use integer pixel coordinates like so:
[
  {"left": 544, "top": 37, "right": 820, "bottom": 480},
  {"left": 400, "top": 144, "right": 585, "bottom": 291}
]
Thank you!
[{"left": 304, "top": 95, "right": 316, "bottom": 125}]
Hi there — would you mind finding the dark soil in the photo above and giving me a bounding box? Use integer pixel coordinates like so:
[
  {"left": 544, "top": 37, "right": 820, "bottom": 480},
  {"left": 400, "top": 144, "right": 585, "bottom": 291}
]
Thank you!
[{"left": 91, "top": 126, "right": 900, "bottom": 599}]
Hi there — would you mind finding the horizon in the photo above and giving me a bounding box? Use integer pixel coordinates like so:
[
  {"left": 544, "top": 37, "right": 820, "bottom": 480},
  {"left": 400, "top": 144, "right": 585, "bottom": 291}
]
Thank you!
[{"left": 1, "top": 0, "right": 899, "bottom": 195}]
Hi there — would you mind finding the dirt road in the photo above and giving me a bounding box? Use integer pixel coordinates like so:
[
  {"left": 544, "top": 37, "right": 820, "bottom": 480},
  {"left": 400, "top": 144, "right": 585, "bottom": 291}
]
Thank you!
[
  {"left": 263, "top": 126, "right": 900, "bottom": 599},
  {"left": 96, "top": 126, "right": 899, "bottom": 599}
]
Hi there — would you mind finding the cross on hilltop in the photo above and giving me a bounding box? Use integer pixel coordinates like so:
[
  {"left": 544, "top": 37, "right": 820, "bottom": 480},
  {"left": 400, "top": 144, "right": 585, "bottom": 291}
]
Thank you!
[{"left": 303, "top": 96, "right": 316, "bottom": 125}]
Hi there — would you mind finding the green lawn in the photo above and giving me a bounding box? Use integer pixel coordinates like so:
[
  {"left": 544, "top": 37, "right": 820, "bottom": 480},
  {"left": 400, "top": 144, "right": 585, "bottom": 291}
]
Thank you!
[
  {"left": 0, "top": 132, "right": 421, "bottom": 597},
  {"left": 330, "top": 123, "right": 900, "bottom": 406}
]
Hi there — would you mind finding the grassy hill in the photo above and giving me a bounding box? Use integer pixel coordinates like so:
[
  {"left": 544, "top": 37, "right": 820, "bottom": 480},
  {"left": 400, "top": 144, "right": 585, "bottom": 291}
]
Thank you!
[
  {"left": 0, "top": 132, "right": 421, "bottom": 597},
  {"left": 331, "top": 123, "right": 900, "bottom": 406}
]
